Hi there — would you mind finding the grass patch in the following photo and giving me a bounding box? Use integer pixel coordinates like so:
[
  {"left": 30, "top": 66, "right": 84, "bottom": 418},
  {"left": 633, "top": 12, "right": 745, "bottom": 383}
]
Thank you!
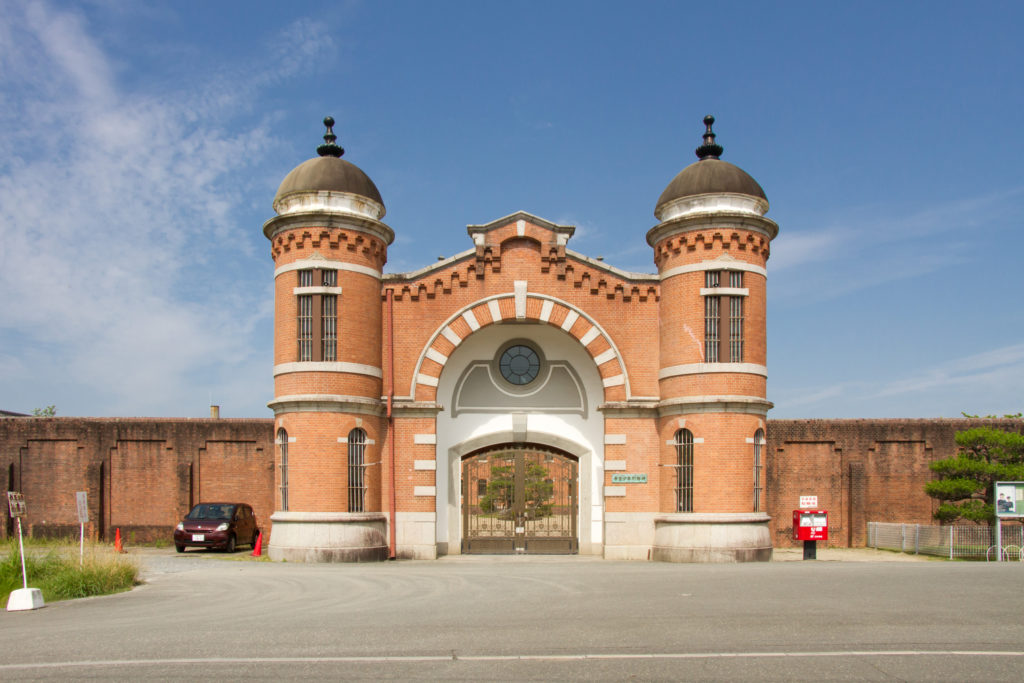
[{"left": 0, "top": 540, "right": 140, "bottom": 605}]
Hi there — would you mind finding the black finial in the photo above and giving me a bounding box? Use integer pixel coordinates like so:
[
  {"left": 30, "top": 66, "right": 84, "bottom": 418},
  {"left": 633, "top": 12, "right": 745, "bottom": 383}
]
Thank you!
[
  {"left": 317, "top": 116, "right": 344, "bottom": 157},
  {"left": 695, "top": 114, "right": 723, "bottom": 160}
]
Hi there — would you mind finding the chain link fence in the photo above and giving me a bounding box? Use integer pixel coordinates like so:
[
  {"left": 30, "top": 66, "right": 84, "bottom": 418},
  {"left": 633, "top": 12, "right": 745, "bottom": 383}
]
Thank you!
[{"left": 867, "top": 522, "right": 1024, "bottom": 560}]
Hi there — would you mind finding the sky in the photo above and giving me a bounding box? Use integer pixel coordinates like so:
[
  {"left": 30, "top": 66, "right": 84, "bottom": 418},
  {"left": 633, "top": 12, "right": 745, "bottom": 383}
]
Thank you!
[{"left": 1, "top": 0, "right": 1022, "bottom": 419}]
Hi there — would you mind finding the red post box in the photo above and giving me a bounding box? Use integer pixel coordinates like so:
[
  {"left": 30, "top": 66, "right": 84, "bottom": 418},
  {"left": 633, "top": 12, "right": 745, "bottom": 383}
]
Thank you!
[{"left": 792, "top": 509, "right": 828, "bottom": 541}]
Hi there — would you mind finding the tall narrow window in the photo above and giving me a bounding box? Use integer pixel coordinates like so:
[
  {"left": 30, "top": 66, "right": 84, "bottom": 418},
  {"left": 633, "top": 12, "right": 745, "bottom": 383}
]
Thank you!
[
  {"left": 729, "top": 271, "right": 744, "bottom": 362},
  {"left": 347, "top": 428, "right": 367, "bottom": 512},
  {"left": 753, "top": 428, "right": 764, "bottom": 512},
  {"left": 703, "top": 269, "right": 745, "bottom": 363},
  {"left": 297, "top": 295, "right": 313, "bottom": 361},
  {"left": 704, "top": 271, "right": 720, "bottom": 363},
  {"left": 675, "top": 428, "right": 694, "bottom": 512},
  {"left": 295, "top": 267, "right": 340, "bottom": 362},
  {"left": 277, "top": 428, "right": 289, "bottom": 512}
]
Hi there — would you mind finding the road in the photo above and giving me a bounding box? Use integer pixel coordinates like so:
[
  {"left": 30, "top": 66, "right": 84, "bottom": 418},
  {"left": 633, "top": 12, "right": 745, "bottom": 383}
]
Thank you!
[{"left": 1, "top": 550, "right": 1022, "bottom": 680}]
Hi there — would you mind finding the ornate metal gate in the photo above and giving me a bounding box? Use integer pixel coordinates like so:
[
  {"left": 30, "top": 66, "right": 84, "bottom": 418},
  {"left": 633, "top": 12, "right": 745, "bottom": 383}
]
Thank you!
[{"left": 462, "top": 445, "right": 578, "bottom": 554}]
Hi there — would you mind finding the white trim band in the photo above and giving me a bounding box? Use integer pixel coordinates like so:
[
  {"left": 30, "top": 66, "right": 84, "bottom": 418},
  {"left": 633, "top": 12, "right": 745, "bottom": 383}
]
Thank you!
[
  {"left": 274, "top": 362, "right": 383, "bottom": 379},
  {"left": 413, "top": 434, "right": 436, "bottom": 445},
  {"left": 660, "top": 260, "right": 766, "bottom": 281},
  {"left": 276, "top": 259, "right": 382, "bottom": 279},
  {"left": 293, "top": 286, "right": 343, "bottom": 295},
  {"left": 659, "top": 363, "right": 767, "bottom": 380}
]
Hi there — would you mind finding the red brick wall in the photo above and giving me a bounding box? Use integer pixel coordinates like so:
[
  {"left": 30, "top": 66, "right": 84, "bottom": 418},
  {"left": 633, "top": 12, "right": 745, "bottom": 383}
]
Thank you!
[
  {"left": 766, "top": 418, "right": 1024, "bottom": 548},
  {"left": 0, "top": 418, "right": 274, "bottom": 543}
]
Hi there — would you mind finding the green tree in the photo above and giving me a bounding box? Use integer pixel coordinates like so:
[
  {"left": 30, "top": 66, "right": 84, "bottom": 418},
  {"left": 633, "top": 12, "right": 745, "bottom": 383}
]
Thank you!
[
  {"left": 31, "top": 405, "right": 56, "bottom": 417},
  {"left": 925, "top": 426, "right": 1024, "bottom": 523}
]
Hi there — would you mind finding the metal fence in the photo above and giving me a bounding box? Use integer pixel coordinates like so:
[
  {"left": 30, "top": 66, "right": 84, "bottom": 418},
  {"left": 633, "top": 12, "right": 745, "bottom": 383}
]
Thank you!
[{"left": 867, "top": 522, "right": 1024, "bottom": 561}]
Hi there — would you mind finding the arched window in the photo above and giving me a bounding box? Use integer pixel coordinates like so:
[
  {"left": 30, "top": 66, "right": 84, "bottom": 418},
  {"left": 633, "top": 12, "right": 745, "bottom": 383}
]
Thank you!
[
  {"left": 674, "top": 429, "right": 694, "bottom": 512},
  {"left": 753, "top": 429, "right": 765, "bottom": 512},
  {"left": 277, "top": 428, "right": 289, "bottom": 512},
  {"left": 348, "top": 428, "right": 367, "bottom": 512}
]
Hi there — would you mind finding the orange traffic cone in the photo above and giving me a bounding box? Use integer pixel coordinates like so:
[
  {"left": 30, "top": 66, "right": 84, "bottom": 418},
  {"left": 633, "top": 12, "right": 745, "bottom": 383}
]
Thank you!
[
  {"left": 251, "top": 531, "right": 263, "bottom": 557},
  {"left": 114, "top": 527, "right": 124, "bottom": 553}
]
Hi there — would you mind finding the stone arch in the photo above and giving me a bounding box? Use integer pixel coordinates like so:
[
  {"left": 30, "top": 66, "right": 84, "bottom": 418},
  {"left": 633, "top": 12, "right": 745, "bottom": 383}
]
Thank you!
[{"left": 409, "top": 293, "right": 631, "bottom": 403}]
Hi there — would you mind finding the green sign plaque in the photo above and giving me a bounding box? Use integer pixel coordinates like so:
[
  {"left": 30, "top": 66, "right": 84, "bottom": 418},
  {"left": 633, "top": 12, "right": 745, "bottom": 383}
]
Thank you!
[{"left": 611, "top": 473, "right": 647, "bottom": 484}]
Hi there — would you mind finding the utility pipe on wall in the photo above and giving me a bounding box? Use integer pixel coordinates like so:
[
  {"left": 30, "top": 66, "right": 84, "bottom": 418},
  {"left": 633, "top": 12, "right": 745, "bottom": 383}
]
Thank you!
[{"left": 386, "top": 288, "right": 397, "bottom": 559}]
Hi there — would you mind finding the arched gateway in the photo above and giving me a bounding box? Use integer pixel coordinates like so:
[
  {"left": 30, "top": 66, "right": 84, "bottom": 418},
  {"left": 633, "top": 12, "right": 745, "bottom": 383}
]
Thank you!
[
  {"left": 266, "top": 117, "right": 778, "bottom": 562},
  {"left": 462, "top": 444, "right": 578, "bottom": 554}
]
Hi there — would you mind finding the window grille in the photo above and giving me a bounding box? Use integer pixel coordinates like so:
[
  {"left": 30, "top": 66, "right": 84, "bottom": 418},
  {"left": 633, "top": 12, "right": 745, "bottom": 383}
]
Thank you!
[
  {"left": 322, "top": 295, "right": 337, "bottom": 361},
  {"left": 322, "top": 269, "right": 336, "bottom": 287},
  {"left": 753, "top": 429, "right": 764, "bottom": 512},
  {"left": 729, "top": 271, "right": 744, "bottom": 362},
  {"left": 277, "top": 428, "right": 289, "bottom": 511},
  {"left": 675, "top": 428, "right": 694, "bottom": 512},
  {"left": 704, "top": 295, "right": 720, "bottom": 363},
  {"left": 298, "top": 269, "right": 313, "bottom": 287},
  {"left": 297, "top": 295, "right": 313, "bottom": 361},
  {"left": 348, "top": 428, "right": 367, "bottom": 512}
]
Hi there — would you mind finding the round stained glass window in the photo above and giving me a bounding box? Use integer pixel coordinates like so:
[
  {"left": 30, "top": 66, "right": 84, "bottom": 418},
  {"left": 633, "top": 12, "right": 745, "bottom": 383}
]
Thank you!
[{"left": 499, "top": 345, "right": 540, "bottom": 385}]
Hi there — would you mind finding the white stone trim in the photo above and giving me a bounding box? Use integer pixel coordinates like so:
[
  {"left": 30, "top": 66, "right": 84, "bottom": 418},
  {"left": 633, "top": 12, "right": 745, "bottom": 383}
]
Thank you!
[
  {"left": 267, "top": 394, "right": 384, "bottom": 416},
  {"left": 337, "top": 436, "right": 375, "bottom": 445},
  {"left": 514, "top": 281, "right": 527, "bottom": 319},
  {"left": 746, "top": 437, "right": 755, "bottom": 444},
  {"left": 593, "top": 349, "right": 616, "bottom": 366},
  {"left": 604, "top": 486, "right": 626, "bottom": 497},
  {"left": 699, "top": 287, "right": 748, "bottom": 297},
  {"left": 605, "top": 460, "right": 627, "bottom": 471},
  {"left": 658, "top": 363, "right": 767, "bottom": 380},
  {"left": 416, "top": 373, "right": 439, "bottom": 387},
  {"left": 516, "top": 219, "right": 525, "bottom": 236},
  {"left": 413, "top": 460, "right": 436, "bottom": 471},
  {"left": 660, "top": 260, "right": 766, "bottom": 281},
  {"left": 462, "top": 310, "right": 480, "bottom": 331},
  {"left": 561, "top": 310, "right": 579, "bottom": 331},
  {"left": 442, "top": 327, "right": 462, "bottom": 346},
  {"left": 413, "top": 433, "right": 436, "bottom": 445},
  {"left": 539, "top": 300, "right": 554, "bottom": 322},
  {"left": 274, "top": 362, "right": 383, "bottom": 379},
  {"left": 656, "top": 192, "right": 769, "bottom": 222},
  {"left": 293, "top": 286, "right": 343, "bottom": 296},
  {"left": 487, "top": 300, "right": 502, "bottom": 322},
  {"left": 580, "top": 327, "right": 600, "bottom": 346},
  {"left": 273, "top": 189, "right": 385, "bottom": 221},
  {"left": 288, "top": 436, "right": 297, "bottom": 443},
  {"left": 604, "top": 434, "right": 627, "bottom": 445},
  {"left": 275, "top": 258, "right": 382, "bottom": 280},
  {"left": 667, "top": 437, "right": 705, "bottom": 445},
  {"left": 602, "top": 374, "right": 625, "bottom": 388},
  {"left": 425, "top": 348, "right": 448, "bottom": 365},
  {"left": 413, "top": 486, "right": 436, "bottom": 497}
]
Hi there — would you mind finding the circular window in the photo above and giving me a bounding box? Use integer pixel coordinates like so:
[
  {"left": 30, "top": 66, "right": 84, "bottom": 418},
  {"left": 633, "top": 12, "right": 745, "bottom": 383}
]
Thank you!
[{"left": 499, "top": 345, "right": 540, "bottom": 385}]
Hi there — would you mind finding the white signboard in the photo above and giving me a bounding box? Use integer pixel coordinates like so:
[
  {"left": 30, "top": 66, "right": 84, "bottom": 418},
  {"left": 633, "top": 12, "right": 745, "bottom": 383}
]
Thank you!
[
  {"left": 7, "top": 491, "right": 26, "bottom": 518},
  {"left": 76, "top": 491, "right": 89, "bottom": 524},
  {"left": 799, "top": 495, "right": 818, "bottom": 509},
  {"left": 995, "top": 481, "right": 1024, "bottom": 518}
]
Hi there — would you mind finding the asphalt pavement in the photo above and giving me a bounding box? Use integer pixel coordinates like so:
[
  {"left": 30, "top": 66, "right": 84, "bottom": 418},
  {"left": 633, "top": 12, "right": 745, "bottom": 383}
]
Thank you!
[{"left": 1, "top": 548, "right": 1021, "bottom": 681}]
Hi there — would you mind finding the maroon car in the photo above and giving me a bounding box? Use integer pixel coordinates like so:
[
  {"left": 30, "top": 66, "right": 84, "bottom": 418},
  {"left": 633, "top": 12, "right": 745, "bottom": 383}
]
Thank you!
[{"left": 173, "top": 502, "right": 259, "bottom": 553}]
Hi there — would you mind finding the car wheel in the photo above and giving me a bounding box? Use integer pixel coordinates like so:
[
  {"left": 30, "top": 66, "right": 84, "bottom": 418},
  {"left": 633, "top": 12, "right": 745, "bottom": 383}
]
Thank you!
[
  {"left": 225, "top": 534, "right": 236, "bottom": 553},
  {"left": 175, "top": 544, "right": 185, "bottom": 553}
]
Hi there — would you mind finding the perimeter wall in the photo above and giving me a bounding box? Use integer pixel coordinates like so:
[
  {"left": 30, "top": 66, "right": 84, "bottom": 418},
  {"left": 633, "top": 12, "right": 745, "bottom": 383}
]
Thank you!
[{"left": 2, "top": 417, "right": 1021, "bottom": 548}]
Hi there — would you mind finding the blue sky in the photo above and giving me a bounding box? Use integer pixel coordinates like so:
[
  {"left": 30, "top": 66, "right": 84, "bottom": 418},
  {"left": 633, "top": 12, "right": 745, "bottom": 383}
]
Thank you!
[{"left": 1, "top": 0, "right": 1022, "bottom": 418}]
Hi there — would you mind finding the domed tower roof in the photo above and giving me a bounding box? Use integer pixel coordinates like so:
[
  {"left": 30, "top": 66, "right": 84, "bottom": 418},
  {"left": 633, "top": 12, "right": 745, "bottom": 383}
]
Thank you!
[
  {"left": 272, "top": 117, "right": 385, "bottom": 220},
  {"left": 654, "top": 116, "right": 767, "bottom": 222}
]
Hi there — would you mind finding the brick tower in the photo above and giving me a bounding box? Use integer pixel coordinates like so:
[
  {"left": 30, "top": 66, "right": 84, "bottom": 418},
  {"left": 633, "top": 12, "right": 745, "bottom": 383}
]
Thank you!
[
  {"left": 647, "top": 116, "right": 778, "bottom": 561},
  {"left": 264, "top": 118, "right": 394, "bottom": 561}
]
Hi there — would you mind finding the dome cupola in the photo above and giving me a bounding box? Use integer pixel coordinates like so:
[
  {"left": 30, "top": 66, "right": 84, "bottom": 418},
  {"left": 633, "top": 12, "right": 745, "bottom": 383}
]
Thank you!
[
  {"left": 273, "top": 117, "right": 385, "bottom": 220},
  {"left": 654, "top": 115, "right": 768, "bottom": 222}
]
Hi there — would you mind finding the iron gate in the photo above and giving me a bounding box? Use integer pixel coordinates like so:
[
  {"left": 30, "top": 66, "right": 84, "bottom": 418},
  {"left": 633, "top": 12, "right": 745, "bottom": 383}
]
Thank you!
[{"left": 462, "top": 445, "right": 578, "bottom": 554}]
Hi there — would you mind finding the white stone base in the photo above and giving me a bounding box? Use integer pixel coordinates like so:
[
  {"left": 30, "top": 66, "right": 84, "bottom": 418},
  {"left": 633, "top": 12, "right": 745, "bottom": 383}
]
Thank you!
[
  {"left": 7, "top": 587, "right": 45, "bottom": 611},
  {"left": 395, "top": 511, "right": 437, "bottom": 559},
  {"left": 652, "top": 513, "right": 772, "bottom": 563},
  {"left": 604, "top": 512, "right": 656, "bottom": 560},
  {"left": 268, "top": 511, "right": 389, "bottom": 562}
]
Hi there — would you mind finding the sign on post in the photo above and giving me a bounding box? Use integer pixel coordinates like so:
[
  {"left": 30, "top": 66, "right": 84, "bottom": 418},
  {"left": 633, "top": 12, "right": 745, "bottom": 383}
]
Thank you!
[
  {"left": 7, "top": 491, "right": 26, "bottom": 518},
  {"left": 995, "top": 482, "right": 1024, "bottom": 518},
  {"left": 5, "top": 491, "right": 44, "bottom": 611},
  {"left": 76, "top": 491, "right": 88, "bottom": 566}
]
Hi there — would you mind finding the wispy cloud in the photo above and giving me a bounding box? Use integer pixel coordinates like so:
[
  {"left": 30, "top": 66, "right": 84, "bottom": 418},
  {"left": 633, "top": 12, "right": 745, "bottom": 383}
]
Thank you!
[
  {"left": 771, "top": 188, "right": 1024, "bottom": 302},
  {"left": 0, "top": 1, "right": 329, "bottom": 416},
  {"left": 774, "top": 343, "right": 1024, "bottom": 416}
]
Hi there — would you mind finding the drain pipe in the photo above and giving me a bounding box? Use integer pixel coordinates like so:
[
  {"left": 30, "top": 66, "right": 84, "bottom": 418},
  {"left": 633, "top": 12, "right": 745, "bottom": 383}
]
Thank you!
[{"left": 386, "top": 288, "right": 397, "bottom": 559}]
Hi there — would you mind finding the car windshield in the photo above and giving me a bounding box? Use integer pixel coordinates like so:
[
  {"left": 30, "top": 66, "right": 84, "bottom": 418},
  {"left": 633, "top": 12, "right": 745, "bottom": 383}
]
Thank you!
[{"left": 186, "top": 504, "right": 235, "bottom": 521}]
